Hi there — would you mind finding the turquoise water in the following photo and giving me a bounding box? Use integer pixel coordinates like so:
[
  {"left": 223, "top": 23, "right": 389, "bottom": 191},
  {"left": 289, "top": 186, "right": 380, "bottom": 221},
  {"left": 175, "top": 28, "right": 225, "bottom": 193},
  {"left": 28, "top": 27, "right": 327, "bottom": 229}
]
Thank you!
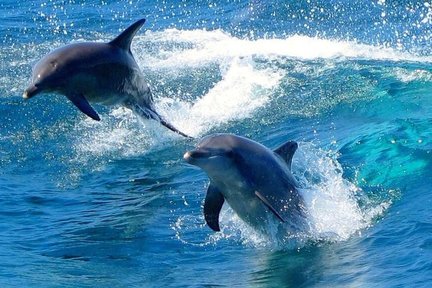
[{"left": 1, "top": 1, "right": 431, "bottom": 287}]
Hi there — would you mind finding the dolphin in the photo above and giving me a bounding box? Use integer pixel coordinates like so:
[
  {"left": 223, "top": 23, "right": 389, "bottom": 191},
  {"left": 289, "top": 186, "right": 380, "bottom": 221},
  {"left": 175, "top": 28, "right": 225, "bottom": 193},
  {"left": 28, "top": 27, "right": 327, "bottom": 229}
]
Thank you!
[
  {"left": 183, "top": 133, "right": 306, "bottom": 234},
  {"left": 23, "top": 18, "right": 190, "bottom": 138}
]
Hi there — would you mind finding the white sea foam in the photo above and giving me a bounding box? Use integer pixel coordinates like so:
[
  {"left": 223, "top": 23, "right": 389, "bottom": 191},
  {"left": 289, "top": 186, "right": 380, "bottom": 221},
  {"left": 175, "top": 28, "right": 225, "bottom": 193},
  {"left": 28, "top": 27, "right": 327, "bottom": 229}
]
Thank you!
[
  {"left": 293, "top": 143, "right": 369, "bottom": 241},
  {"left": 157, "top": 57, "right": 284, "bottom": 136},
  {"left": 136, "top": 29, "right": 432, "bottom": 67},
  {"left": 72, "top": 107, "right": 161, "bottom": 160},
  {"left": 393, "top": 67, "right": 432, "bottom": 83}
]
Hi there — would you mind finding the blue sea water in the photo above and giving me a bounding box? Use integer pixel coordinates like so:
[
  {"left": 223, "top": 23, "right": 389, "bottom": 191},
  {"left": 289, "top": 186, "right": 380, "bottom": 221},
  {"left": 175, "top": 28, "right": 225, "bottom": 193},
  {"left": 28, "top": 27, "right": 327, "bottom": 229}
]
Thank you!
[{"left": 0, "top": 0, "right": 431, "bottom": 287}]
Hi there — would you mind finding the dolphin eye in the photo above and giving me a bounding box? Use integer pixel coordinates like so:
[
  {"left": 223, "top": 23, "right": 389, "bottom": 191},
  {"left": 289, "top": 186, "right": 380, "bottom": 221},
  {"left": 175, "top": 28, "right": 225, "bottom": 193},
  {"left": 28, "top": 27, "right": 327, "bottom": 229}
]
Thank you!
[
  {"left": 226, "top": 151, "right": 235, "bottom": 158},
  {"left": 50, "top": 61, "right": 58, "bottom": 69}
]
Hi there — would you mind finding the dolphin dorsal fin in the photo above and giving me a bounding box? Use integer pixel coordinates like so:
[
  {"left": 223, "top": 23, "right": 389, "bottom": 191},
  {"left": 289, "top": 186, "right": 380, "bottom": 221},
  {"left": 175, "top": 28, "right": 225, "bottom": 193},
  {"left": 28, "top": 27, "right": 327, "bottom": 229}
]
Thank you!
[
  {"left": 274, "top": 141, "right": 298, "bottom": 170},
  {"left": 109, "top": 18, "right": 146, "bottom": 51}
]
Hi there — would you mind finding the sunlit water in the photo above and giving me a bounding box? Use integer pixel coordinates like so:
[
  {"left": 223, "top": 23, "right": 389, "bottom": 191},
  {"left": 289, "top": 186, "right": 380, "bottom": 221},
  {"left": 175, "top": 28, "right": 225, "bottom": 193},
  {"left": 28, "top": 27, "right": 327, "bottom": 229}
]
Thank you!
[{"left": 0, "top": 1, "right": 431, "bottom": 287}]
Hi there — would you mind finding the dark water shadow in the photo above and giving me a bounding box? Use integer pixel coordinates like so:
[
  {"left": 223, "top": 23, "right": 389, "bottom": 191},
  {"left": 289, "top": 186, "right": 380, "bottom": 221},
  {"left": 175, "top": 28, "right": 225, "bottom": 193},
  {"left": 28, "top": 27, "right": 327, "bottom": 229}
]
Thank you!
[
  {"left": 249, "top": 236, "right": 369, "bottom": 287},
  {"left": 249, "top": 246, "right": 324, "bottom": 288}
]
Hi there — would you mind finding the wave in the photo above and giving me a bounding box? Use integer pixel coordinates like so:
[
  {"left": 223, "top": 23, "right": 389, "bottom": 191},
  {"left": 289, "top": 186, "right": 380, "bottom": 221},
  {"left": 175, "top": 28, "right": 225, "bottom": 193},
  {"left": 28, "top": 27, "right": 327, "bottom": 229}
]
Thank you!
[
  {"left": 2, "top": 28, "right": 429, "bottom": 171},
  {"left": 136, "top": 29, "right": 432, "bottom": 66},
  {"left": 54, "top": 28, "right": 431, "bottom": 159}
]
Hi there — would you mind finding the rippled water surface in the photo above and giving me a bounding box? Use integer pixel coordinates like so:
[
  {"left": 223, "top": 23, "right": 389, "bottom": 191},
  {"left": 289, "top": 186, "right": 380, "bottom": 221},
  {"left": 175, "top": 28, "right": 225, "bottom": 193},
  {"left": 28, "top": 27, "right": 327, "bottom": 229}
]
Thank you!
[{"left": 0, "top": 1, "right": 431, "bottom": 287}]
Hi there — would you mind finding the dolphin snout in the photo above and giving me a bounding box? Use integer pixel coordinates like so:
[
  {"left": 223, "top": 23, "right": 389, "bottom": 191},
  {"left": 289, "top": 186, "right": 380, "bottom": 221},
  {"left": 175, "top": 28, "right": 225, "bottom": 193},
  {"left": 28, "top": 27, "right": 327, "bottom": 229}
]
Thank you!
[
  {"left": 183, "top": 150, "right": 211, "bottom": 163},
  {"left": 183, "top": 150, "right": 206, "bottom": 164},
  {"left": 23, "top": 84, "right": 41, "bottom": 99},
  {"left": 183, "top": 151, "right": 193, "bottom": 162}
]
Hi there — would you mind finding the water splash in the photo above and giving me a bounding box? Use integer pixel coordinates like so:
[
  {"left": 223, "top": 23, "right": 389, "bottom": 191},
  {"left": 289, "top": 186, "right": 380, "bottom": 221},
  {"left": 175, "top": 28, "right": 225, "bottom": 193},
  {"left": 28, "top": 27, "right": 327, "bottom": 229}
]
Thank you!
[
  {"left": 72, "top": 107, "right": 158, "bottom": 159},
  {"left": 293, "top": 143, "right": 389, "bottom": 242},
  {"left": 173, "top": 142, "right": 390, "bottom": 249}
]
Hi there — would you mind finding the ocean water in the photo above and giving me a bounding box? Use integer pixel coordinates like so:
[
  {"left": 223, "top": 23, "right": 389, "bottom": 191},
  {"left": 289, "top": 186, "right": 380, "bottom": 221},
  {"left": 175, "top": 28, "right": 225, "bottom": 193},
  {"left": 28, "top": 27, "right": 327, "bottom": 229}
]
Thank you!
[{"left": 0, "top": 0, "right": 431, "bottom": 287}]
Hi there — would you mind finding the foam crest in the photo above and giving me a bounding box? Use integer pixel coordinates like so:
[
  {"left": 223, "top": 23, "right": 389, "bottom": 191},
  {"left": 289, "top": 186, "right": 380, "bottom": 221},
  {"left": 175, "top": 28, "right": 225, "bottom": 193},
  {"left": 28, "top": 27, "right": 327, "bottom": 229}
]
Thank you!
[
  {"left": 138, "top": 29, "right": 432, "bottom": 68},
  {"left": 393, "top": 67, "right": 432, "bottom": 83},
  {"left": 158, "top": 57, "right": 284, "bottom": 136},
  {"left": 15, "top": 29, "right": 432, "bottom": 160}
]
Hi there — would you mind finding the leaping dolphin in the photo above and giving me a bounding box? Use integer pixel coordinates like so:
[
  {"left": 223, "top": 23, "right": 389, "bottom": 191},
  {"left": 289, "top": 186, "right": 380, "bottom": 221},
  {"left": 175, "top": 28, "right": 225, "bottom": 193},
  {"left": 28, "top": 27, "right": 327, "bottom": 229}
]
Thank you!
[
  {"left": 184, "top": 133, "right": 306, "bottom": 234},
  {"left": 23, "top": 18, "right": 190, "bottom": 138}
]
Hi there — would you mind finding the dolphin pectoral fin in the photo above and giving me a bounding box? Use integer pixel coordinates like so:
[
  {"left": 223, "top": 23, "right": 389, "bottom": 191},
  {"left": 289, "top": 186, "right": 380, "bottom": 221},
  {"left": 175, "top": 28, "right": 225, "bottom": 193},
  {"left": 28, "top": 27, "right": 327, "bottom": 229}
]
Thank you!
[
  {"left": 109, "top": 18, "right": 146, "bottom": 51},
  {"left": 255, "top": 191, "right": 286, "bottom": 223},
  {"left": 274, "top": 141, "right": 298, "bottom": 170},
  {"left": 204, "top": 184, "right": 225, "bottom": 231},
  {"left": 66, "top": 94, "right": 101, "bottom": 121}
]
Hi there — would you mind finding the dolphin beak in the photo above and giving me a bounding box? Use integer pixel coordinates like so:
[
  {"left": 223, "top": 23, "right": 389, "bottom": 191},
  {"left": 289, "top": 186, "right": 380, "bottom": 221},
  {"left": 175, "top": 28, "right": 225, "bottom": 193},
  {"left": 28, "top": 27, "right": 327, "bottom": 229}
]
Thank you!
[
  {"left": 183, "top": 151, "right": 193, "bottom": 162},
  {"left": 183, "top": 150, "right": 213, "bottom": 164},
  {"left": 23, "top": 85, "right": 41, "bottom": 99}
]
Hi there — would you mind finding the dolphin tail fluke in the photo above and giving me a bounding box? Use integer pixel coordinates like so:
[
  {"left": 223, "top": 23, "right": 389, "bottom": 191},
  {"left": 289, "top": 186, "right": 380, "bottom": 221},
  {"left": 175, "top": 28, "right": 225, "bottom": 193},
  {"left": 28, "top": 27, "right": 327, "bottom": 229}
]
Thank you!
[
  {"left": 131, "top": 103, "right": 192, "bottom": 138},
  {"left": 159, "top": 118, "right": 193, "bottom": 139}
]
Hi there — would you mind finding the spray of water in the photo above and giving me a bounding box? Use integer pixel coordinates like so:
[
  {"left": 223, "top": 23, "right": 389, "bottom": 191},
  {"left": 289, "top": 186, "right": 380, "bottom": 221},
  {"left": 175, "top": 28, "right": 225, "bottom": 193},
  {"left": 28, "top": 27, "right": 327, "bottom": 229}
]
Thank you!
[{"left": 173, "top": 142, "right": 391, "bottom": 249}]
